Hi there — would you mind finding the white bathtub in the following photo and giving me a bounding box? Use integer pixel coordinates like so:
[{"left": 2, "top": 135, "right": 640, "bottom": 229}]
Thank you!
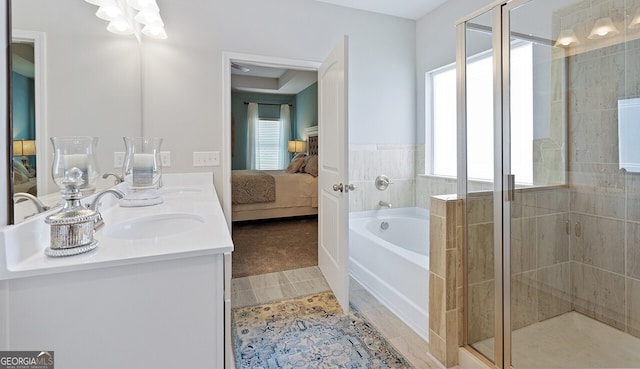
[{"left": 349, "top": 207, "right": 430, "bottom": 341}]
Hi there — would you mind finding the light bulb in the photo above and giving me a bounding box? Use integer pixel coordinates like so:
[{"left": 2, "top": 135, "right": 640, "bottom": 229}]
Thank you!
[
  {"left": 135, "top": 10, "right": 163, "bottom": 26},
  {"left": 96, "top": 5, "right": 122, "bottom": 21},
  {"left": 142, "top": 24, "right": 168, "bottom": 39}
]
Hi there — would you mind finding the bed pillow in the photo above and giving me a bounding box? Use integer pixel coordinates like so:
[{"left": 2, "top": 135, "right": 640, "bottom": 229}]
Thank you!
[
  {"left": 286, "top": 155, "right": 307, "bottom": 173},
  {"left": 304, "top": 155, "right": 319, "bottom": 177}
]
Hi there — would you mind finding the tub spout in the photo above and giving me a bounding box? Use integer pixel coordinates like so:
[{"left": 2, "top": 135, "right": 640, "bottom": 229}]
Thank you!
[{"left": 378, "top": 200, "right": 392, "bottom": 208}]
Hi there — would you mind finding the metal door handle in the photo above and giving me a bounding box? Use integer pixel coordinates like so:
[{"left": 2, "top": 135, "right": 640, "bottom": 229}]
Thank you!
[
  {"left": 333, "top": 183, "right": 343, "bottom": 192},
  {"left": 345, "top": 184, "right": 356, "bottom": 192}
]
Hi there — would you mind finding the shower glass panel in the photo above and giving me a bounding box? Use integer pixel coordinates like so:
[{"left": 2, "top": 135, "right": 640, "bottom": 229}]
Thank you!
[
  {"left": 463, "top": 8, "right": 498, "bottom": 363},
  {"left": 507, "top": 0, "right": 640, "bottom": 367}
]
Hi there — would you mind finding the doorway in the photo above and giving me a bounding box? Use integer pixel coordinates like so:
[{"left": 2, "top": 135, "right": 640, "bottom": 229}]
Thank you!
[{"left": 221, "top": 53, "right": 325, "bottom": 302}]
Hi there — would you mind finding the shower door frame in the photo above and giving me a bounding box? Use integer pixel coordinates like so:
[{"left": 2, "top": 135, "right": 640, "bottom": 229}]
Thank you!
[{"left": 457, "top": 0, "right": 534, "bottom": 367}]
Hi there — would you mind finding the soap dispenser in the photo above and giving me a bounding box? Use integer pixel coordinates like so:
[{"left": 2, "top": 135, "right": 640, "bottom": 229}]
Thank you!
[{"left": 44, "top": 167, "right": 99, "bottom": 257}]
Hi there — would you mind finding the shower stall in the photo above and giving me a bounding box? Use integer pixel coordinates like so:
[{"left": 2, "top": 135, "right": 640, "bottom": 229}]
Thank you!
[{"left": 459, "top": 0, "right": 640, "bottom": 367}]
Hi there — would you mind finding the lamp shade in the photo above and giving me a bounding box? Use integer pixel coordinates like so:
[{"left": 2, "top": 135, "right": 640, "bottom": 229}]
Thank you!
[
  {"left": 288, "top": 140, "right": 306, "bottom": 153},
  {"left": 13, "top": 140, "right": 36, "bottom": 156},
  {"left": 588, "top": 17, "right": 620, "bottom": 39}
]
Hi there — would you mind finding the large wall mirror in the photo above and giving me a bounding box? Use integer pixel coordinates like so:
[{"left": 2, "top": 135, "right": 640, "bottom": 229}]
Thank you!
[{"left": 10, "top": 0, "right": 142, "bottom": 223}]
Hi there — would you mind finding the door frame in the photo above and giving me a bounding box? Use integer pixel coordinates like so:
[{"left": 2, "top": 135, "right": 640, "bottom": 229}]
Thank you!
[
  {"left": 221, "top": 52, "right": 320, "bottom": 230},
  {"left": 11, "top": 30, "right": 47, "bottom": 197}
]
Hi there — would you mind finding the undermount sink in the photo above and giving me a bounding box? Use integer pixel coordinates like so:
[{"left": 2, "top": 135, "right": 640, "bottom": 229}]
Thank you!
[{"left": 105, "top": 213, "right": 205, "bottom": 240}]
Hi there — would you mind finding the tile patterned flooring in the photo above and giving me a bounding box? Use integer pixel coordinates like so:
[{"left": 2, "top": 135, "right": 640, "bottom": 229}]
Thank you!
[{"left": 231, "top": 266, "right": 444, "bottom": 369}]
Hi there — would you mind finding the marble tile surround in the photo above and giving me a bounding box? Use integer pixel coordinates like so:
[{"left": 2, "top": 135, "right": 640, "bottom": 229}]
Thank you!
[{"left": 349, "top": 144, "right": 416, "bottom": 212}]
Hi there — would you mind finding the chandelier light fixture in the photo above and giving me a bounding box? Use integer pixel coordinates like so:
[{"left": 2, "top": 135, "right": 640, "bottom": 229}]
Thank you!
[{"left": 85, "top": 0, "right": 167, "bottom": 41}]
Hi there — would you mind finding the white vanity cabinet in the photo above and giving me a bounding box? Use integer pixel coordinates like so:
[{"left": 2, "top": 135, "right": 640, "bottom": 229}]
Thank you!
[{"left": 0, "top": 173, "right": 233, "bottom": 369}]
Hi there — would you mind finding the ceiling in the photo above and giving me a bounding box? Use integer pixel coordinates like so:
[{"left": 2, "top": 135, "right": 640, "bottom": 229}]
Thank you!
[
  {"left": 231, "top": 63, "right": 318, "bottom": 95},
  {"left": 314, "top": 0, "right": 448, "bottom": 20}
]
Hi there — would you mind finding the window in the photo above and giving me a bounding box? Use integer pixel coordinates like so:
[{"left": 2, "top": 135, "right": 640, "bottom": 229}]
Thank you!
[
  {"left": 255, "top": 119, "right": 283, "bottom": 170},
  {"left": 427, "top": 42, "right": 533, "bottom": 184}
]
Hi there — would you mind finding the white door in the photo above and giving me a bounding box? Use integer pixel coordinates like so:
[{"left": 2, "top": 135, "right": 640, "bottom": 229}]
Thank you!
[{"left": 318, "top": 36, "right": 349, "bottom": 313}]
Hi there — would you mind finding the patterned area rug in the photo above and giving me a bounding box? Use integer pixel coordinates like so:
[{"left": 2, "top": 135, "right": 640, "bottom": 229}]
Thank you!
[{"left": 232, "top": 291, "right": 413, "bottom": 369}]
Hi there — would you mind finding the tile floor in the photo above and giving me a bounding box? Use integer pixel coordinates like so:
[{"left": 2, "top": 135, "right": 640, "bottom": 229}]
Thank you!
[
  {"left": 473, "top": 311, "right": 640, "bottom": 368},
  {"left": 231, "top": 266, "right": 444, "bottom": 369}
]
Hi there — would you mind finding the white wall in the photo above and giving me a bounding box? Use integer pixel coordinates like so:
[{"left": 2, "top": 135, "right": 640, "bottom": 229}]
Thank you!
[
  {"left": 12, "top": 0, "right": 142, "bottom": 195},
  {"left": 142, "top": 0, "right": 416, "bottom": 196}
]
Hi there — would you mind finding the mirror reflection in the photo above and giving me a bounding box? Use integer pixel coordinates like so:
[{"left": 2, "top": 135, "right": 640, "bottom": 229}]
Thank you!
[{"left": 11, "top": 0, "right": 143, "bottom": 222}]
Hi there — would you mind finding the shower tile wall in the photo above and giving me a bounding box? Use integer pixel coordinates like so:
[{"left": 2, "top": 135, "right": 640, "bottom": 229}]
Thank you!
[
  {"left": 559, "top": 0, "right": 640, "bottom": 338},
  {"left": 349, "top": 144, "right": 415, "bottom": 212}
]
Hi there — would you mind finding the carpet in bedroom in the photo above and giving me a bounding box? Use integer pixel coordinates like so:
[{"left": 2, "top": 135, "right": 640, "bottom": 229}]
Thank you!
[{"left": 231, "top": 216, "right": 317, "bottom": 278}]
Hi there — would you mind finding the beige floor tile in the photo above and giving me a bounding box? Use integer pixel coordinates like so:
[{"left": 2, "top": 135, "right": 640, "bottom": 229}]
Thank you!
[
  {"left": 364, "top": 306, "right": 416, "bottom": 340},
  {"left": 350, "top": 288, "right": 383, "bottom": 313},
  {"left": 231, "top": 277, "right": 252, "bottom": 293},
  {"left": 283, "top": 266, "right": 324, "bottom": 283},
  {"left": 389, "top": 334, "right": 437, "bottom": 369},
  {"left": 291, "top": 278, "right": 330, "bottom": 296},
  {"left": 248, "top": 271, "right": 289, "bottom": 290},
  {"left": 231, "top": 289, "right": 257, "bottom": 308},
  {"left": 253, "top": 283, "right": 298, "bottom": 304}
]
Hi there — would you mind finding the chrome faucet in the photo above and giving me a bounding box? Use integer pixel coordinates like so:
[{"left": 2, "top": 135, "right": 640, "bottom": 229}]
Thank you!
[
  {"left": 102, "top": 172, "right": 124, "bottom": 185},
  {"left": 87, "top": 189, "right": 125, "bottom": 230},
  {"left": 14, "top": 192, "right": 50, "bottom": 213},
  {"left": 378, "top": 200, "right": 392, "bottom": 208}
]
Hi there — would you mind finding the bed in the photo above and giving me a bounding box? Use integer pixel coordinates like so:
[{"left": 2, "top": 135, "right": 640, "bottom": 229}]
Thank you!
[
  {"left": 232, "top": 130, "right": 318, "bottom": 222},
  {"left": 13, "top": 159, "right": 38, "bottom": 195}
]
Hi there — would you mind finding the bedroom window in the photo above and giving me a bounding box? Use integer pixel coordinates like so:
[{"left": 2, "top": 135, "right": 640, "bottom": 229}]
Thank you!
[
  {"left": 426, "top": 41, "right": 533, "bottom": 184},
  {"left": 255, "top": 119, "right": 284, "bottom": 170}
]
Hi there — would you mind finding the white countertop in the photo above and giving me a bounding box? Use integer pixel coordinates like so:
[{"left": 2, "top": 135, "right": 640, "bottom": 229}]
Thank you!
[{"left": 0, "top": 172, "right": 233, "bottom": 280}]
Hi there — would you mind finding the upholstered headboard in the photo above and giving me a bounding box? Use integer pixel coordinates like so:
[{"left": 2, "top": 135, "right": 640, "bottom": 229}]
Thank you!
[{"left": 304, "top": 126, "right": 319, "bottom": 156}]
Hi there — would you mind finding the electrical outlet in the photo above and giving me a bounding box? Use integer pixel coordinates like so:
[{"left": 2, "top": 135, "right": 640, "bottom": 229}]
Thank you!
[
  {"left": 193, "top": 151, "right": 220, "bottom": 167},
  {"left": 160, "top": 151, "right": 171, "bottom": 167},
  {"left": 114, "top": 152, "right": 125, "bottom": 168}
]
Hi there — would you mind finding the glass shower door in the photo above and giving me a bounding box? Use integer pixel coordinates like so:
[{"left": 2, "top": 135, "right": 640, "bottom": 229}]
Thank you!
[
  {"left": 507, "top": 0, "right": 640, "bottom": 367},
  {"left": 461, "top": 7, "right": 500, "bottom": 365}
]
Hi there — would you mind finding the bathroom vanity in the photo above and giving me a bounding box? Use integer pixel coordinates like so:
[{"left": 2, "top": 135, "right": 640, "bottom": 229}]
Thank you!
[{"left": 0, "top": 173, "right": 233, "bottom": 369}]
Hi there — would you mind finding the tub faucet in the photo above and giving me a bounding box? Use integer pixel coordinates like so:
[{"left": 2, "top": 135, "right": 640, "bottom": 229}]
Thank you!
[
  {"left": 14, "top": 192, "right": 50, "bottom": 213},
  {"left": 87, "top": 189, "right": 125, "bottom": 231},
  {"left": 378, "top": 200, "right": 392, "bottom": 208}
]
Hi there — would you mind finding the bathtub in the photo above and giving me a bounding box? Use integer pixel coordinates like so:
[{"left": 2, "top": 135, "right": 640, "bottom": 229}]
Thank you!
[{"left": 349, "top": 207, "right": 430, "bottom": 341}]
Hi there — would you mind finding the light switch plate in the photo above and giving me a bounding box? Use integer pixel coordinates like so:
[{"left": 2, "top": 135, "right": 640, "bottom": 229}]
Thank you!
[{"left": 193, "top": 151, "right": 220, "bottom": 167}]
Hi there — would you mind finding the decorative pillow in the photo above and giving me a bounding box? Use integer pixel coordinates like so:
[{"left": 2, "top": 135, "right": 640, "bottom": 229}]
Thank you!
[
  {"left": 286, "top": 156, "right": 307, "bottom": 173},
  {"left": 304, "top": 155, "right": 319, "bottom": 177}
]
